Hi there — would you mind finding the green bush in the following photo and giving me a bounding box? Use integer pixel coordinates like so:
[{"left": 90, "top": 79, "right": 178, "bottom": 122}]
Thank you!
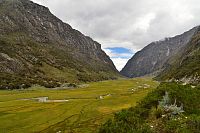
[
  {"left": 99, "top": 82, "right": 200, "bottom": 133},
  {"left": 186, "top": 115, "right": 200, "bottom": 133}
]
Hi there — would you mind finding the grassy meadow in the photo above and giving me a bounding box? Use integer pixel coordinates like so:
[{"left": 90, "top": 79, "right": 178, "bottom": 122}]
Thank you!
[{"left": 0, "top": 77, "right": 159, "bottom": 133}]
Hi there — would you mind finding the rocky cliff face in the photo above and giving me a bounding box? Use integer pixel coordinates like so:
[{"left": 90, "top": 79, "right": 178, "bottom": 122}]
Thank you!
[
  {"left": 156, "top": 26, "right": 200, "bottom": 84},
  {"left": 0, "top": 0, "right": 119, "bottom": 89},
  {"left": 121, "top": 27, "right": 198, "bottom": 78}
]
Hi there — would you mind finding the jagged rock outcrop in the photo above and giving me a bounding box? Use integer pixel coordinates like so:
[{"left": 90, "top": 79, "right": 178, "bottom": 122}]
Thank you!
[
  {"left": 0, "top": 0, "right": 119, "bottom": 89},
  {"left": 121, "top": 26, "right": 198, "bottom": 78}
]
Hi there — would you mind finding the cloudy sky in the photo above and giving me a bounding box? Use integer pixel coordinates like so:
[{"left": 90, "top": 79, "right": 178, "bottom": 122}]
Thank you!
[{"left": 32, "top": 0, "right": 200, "bottom": 70}]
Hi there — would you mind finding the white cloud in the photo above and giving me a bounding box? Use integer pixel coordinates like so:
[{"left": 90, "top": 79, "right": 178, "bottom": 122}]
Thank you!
[
  {"left": 31, "top": 0, "right": 42, "bottom": 5},
  {"left": 103, "top": 48, "right": 133, "bottom": 71},
  {"left": 103, "top": 49, "right": 133, "bottom": 59},
  {"left": 111, "top": 58, "right": 129, "bottom": 71},
  {"left": 32, "top": 0, "right": 200, "bottom": 69},
  {"left": 133, "top": 13, "right": 156, "bottom": 32},
  {"left": 32, "top": 0, "right": 200, "bottom": 51}
]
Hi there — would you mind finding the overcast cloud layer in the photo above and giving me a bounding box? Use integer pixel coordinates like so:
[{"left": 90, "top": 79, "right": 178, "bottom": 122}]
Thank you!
[{"left": 32, "top": 0, "right": 200, "bottom": 70}]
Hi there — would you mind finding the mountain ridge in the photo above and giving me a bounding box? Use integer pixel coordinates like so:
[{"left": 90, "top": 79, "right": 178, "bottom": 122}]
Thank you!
[
  {"left": 121, "top": 26, "right": 198, "bottom": 78},
  {"left": 156, "top": 26, "right": 200, "bottom": 84},
  {"left": 0, "top": 0, "right": 119, "bottom": 89}
]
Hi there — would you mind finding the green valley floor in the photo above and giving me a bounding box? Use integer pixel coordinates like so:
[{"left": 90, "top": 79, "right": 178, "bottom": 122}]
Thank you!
[{"left": 0, "top": 77, "right": 159, "bottom": 133}]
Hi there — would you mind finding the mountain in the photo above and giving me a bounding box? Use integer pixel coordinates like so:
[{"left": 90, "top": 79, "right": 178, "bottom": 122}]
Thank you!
[
  {"left": 121, "top": 26, "right": 198, "bottom": 78},
  {"left": 156, "top": 26, "right": 200, "bottom": 84},
  {"left": 0, "top": 0, "right": 119, "bottom": 89}
]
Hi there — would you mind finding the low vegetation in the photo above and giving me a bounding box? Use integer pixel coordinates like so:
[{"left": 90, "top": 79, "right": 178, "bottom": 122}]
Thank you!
[
  {"left": 99, "top": 82, "right": 200, "bottom": 133},
  {"left": 0, "top": 77, "right": 158, "bottom": 133}
]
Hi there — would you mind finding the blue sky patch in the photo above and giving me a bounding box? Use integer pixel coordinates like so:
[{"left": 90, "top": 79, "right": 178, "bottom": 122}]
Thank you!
[
  {"left": 105, "top": 47, "right": 133, "bottom": 54},
  {"left": 104, "top": 47, "right": 134, "bottom": 59},
  {"left": 103, "top": 47, "right": 134, "bottom": 70}
]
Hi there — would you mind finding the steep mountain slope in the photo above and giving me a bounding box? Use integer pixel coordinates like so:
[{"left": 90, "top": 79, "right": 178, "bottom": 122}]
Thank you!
[
  {"left": 0, "top": 0, "right": 119, "bottom": 89},
  {"left": 156, "top": 26, "right": 200, "bottom": 84},
  {"left": 121, "top": 27, "right": 198, "bottom": 78}
]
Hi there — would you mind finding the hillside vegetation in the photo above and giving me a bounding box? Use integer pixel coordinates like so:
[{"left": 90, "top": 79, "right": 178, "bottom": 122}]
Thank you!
[{"left": 100, "top": 82, "right": 200, "bottom": 133}]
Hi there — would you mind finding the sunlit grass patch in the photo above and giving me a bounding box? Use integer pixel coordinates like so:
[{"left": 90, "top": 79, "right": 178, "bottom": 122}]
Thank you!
[{"left": 0, "top": 77, "right": 159, "bottom": 133}]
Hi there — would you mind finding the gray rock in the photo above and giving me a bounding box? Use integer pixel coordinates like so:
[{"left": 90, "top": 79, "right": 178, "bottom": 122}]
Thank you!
[{"left": 121, "top": 27, "right": 198, "bottom": 78}]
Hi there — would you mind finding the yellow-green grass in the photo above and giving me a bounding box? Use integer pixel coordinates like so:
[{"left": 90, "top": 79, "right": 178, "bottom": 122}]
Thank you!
[{"left": 0, "top": 77, "right": 159, "bottom": 133}]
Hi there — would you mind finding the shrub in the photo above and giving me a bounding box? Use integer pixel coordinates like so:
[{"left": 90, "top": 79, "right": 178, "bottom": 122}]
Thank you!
[{"left": 99, "top": 82, "right": 200, "bottom": 133}]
